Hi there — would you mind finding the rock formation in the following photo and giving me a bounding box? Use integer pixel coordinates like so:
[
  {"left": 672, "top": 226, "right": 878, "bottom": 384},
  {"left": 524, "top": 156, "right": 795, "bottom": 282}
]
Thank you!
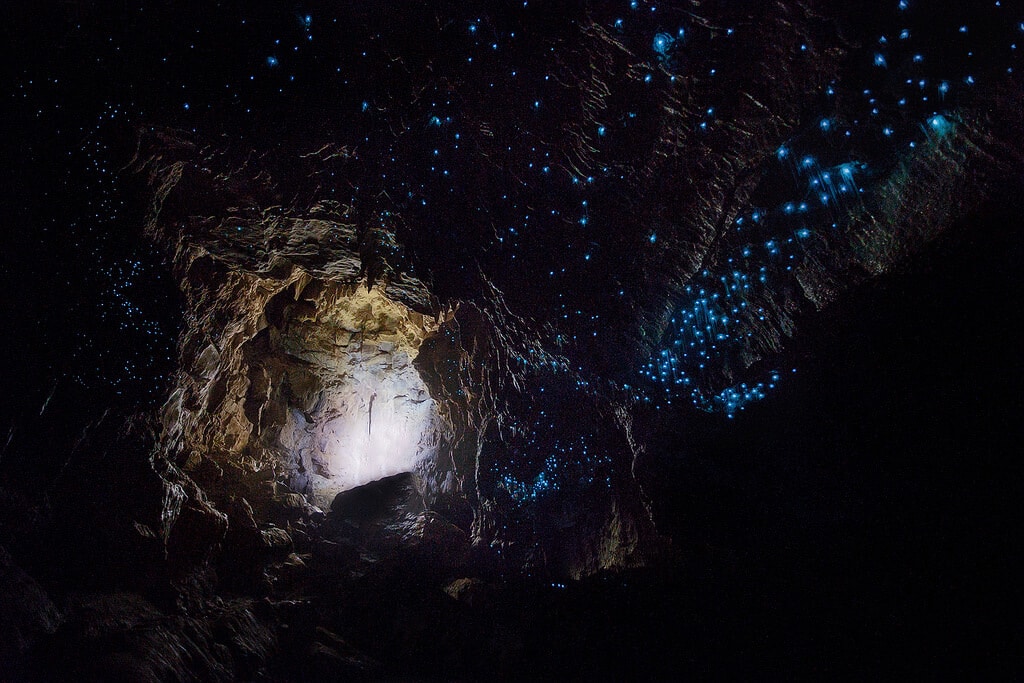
[{"left": 2, "top": 0, "right": 1023, "bottom": 678}]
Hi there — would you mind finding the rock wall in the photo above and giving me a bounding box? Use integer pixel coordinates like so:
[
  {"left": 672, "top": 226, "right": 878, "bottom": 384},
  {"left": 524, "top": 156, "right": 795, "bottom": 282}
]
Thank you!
[{"left": 162, "top": 258, "right": 450, "bottom": 508}]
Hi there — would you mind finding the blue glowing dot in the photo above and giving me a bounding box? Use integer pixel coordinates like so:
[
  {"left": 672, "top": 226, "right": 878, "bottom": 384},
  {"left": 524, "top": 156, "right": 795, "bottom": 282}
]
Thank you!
[
  {"left": 928, "top": 114, "right": 953, "bottom": 136},
  {"left": 796, "top": 228, "right": 811, "bottom": 238},
  {"left": 644, "top": 73, "right": 653, "bottom": 83},
  {"left": 874, "top": 53, "right": 887, "bottom": 67},
  {"left": 938, "top": 81, "right": 950, "bottom": 95},
  {"left": 266, "top": 55, "right": 279, "bottom": 67},
  {"left": 469, "top": 23, "right": 477, "bottom": 33},
  {"left": 652, "top": 32, "right": 674, "bottom": 55},
  {"left": 183, "top": 102, "right": 190, "bottom": 110},
  {"left": 649, "top": 233, "right": 657, "bottom": 243},
  {"left": 819, "top": 118, "right": 831, "bottom": 131},
  {"left": 598, "top": 125, "right": 606, "bottom": 136},
  {"left": 361, "top": 101, "right": 369, "bottom": 112},
  {"left": 776, "top": 146, "right": 789, "bottom": 160},
  {"left": 898, "top": 0, "right": 908, "bottom": 9}
]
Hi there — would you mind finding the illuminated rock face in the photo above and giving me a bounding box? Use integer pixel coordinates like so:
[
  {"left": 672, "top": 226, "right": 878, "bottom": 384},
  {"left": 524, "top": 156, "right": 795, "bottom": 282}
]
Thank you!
[
  {"left": 273, "top": 285, "right": 442, "bottom": 504},
  {"left": 137, "top": 174, "right": 461, "bottom": 513},
  {"left": 289, "top": 355, "right": 434, "bottom": 499},
  {"left": 155, "top": 247, "right": 452, "bottom": 510}
]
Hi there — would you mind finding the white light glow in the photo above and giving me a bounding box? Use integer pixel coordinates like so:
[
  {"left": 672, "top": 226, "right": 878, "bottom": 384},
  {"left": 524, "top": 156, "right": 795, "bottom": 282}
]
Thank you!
[
  {"left": 274, "top": 284, "right": 445, "bottom": 505},
  {"left": 319, "top": 366, "right": 435, "bottom": 493}
]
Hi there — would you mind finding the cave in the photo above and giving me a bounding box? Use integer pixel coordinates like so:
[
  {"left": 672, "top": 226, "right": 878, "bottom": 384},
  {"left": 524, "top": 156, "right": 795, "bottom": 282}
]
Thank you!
[{"left": 3, "top": 0, "right": 1024, "bottom": 680}]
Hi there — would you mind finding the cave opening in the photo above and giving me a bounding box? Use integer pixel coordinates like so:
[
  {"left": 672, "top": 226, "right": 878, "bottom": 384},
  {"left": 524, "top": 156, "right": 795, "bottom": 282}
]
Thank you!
[{"left": 260, "top": 279, "right": 449, "bottom": 507}]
